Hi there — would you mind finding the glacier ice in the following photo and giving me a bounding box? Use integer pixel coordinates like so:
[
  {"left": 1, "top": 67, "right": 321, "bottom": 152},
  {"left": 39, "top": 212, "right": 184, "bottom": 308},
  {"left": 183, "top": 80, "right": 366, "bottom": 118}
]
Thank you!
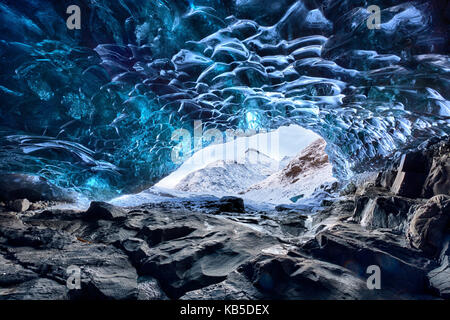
[{"left": 0, "top": 0, "right": 449, "bottom": 198}]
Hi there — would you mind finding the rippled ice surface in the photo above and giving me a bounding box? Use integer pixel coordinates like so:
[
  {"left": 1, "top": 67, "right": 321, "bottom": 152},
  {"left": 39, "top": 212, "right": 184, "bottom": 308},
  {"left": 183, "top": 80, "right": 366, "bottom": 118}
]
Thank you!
[{"left": 0, "top": 0, "right": 449, "bottom": 198}]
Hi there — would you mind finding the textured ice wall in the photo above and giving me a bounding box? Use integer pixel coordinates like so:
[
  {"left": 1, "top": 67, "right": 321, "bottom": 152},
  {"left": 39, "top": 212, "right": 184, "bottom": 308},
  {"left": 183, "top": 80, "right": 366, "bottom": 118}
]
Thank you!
[{"left": 0, "top": 0, "right": 449, "bottom": 198}]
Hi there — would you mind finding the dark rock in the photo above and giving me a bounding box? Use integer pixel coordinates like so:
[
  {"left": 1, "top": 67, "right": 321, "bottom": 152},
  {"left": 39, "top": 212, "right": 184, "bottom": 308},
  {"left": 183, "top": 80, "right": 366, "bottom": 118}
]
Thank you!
[
  {"left": 275, "top": 203, "right": 314, "bottom": 212},
  {"left": 0, "top": 210, "right": 75, "bottom": 249},
  {"left": 391, "top": 171, "right": 427, "bottom": 198},
  {"left": 321, "top": 199, "right": 334, "bottom": 207},
  {"left": 428, "top": 237, "right": 450, "bottom": 299},
  {"left": 340, "top": 182, "right": 356, "bottom": 196},
  {"left": 376, "top": 170, "right": 397, "bottom": 189},
  {"left": 397, "top": 151, "right": 429, "bottom": 174},
  {"left": 428, "top": 258, "right": 450, "bottom": 299},
  {"left": 2, "top": 141, "right": 450, "bottom": 301},
  {"left": 390, "top": 151, "right": 431, "bottom": 198},
  {"left": 180, "top": 270, "right": 260, "bottom": 300},
  {"left": 179, "top": 196, "right": 245, "bottom": 214},
  {"left": 244, "top": 254, "right": 377, "bottom": 299},
  {"left": 353, "top": 196, "right": 370, "bottom": 217},
  {"left": 407, "top": 195, "right": 450, "bottom": 255},
  {"left": 218, "top": 196, "right": 244, "bottom": 213},
  {"left": 0, "top": 255, "right": 38, "bottom": 286},
  {"left": 9, "top": 198, "right": 30, "bottom": 212},
  {"left": 275, "top": 204, "right": 293, "bottom": 212},
  {"left": 353, "top": 196, "right": 413, "bottom": 231},
  {"left": 279, "top": 215, "right": 307, "bottom": 236},
  {"left": 119, "top": 238, "right": 152, "bottom": 267},
  {"left": 183, "top": 253, "right": 377, "bottom": 300},
  {"left": 1, "top": 226, "right": 74, "bottom": 249},
  {"left": 133, "top": 209, "right": 280, "bottom": 299},
  {"left": 29, "top": 201, "right": 48, "bottom": 211},
  {"left": 0, "top": 174, "right": 76, "bottom": 202},
  {"left": 85, "top": 202, "right": 127, "bottom": 221},
  {"left": 302, "top": 222, "right": 432, "bottom": 293},
  {"left": 11, "top": 243, "right": 138, "bottom": 300},
  {"left": 137, "top": 224, "right": 196, "bottom": 246},
  {"left": 0, "top": 278, "right": 69, "bottom": 300},
  {"left": 422, "top": 156, "right": 450, "bottom": 198},
  {"left": 322, "top": 181, "right": 340, "bottom": 193}
]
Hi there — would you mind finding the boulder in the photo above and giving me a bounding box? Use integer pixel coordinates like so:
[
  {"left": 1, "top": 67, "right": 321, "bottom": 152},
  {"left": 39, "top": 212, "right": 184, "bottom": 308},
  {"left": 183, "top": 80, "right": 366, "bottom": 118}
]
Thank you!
[
  {"left": 275, "top": 203, "right": 314, "bottom": 212},
  {"left": 180, "top": 196, "right": 245, "bottom": 214},
  {"left": 9, "top": 198, "right": 30, "bottom": 212},
  {"left": 84, "top": 202, "right": 127, "bottom": 220},
  {"left": 133, "top": 209, "right": 280, "bottom": 299},
  {"left": 218, "top": 196, "right": 245, "bottom": 213},
  {"left": 137, "top": 224, "right": 196, "bottom": 246},
  {"left": 302, "top": 222, "right": 432, "bottom": 293},
  {"left": 407, "top": 195, "right": 450, "bottom": 255}
]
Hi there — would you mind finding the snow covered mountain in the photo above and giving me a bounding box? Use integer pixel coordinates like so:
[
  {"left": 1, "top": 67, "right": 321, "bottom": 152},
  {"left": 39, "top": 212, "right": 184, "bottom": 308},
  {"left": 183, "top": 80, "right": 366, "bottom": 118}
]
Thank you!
[
  {"left": 172, "top": 138, "right": 336, "bottom": 204},
  {"left": 241, "top": 139, "right": 336, "bottom": 204},
  {"left": 174, "top": 149, "right": 280, "bottom": 196}
]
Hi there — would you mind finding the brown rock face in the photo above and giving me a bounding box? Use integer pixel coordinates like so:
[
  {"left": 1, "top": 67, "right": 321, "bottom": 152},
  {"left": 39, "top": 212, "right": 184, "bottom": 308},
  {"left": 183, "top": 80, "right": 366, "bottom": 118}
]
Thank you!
[
  {"left": 407, "top": 195, "right": 450, "bottom": 255},
  {"left": 281, "top": 138, "right": 329, "bottom": 183}
]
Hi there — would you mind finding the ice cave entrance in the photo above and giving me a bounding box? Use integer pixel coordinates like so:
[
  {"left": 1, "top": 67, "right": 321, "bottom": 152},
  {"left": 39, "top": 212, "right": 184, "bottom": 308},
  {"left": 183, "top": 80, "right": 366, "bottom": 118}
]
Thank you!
[{"left": 150, "top": 125, "right": 336, "bottom": 206}]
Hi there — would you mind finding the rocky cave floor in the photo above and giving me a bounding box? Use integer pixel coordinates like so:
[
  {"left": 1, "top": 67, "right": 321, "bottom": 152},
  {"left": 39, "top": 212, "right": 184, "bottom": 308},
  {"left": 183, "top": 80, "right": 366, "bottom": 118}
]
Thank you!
[{"left": 0, "top": 138, "right": 449, "bottom": 300}]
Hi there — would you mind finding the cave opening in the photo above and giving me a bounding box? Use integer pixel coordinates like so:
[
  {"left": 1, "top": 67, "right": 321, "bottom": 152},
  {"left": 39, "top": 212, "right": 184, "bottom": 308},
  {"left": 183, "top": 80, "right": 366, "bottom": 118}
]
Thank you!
[{"left": 109, "top": 124, "right": 338, "bottom": 209}]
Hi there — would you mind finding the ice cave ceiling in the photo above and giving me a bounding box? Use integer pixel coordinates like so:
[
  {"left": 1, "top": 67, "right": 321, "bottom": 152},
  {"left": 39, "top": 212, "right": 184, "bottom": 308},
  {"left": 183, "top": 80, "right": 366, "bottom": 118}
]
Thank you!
[{"left": 0, "top": 0, "right": 449, "bottom": 198}]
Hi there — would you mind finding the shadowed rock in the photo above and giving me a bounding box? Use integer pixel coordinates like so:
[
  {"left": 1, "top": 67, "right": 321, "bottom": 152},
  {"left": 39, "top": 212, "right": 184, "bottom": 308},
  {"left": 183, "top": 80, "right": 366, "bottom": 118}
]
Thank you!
[
  {"left": 219, "top": 196, "right": 245, "bottom": 213},
  {"left": 353, "top": 196, "right": 413, "bottom": 231},
  {"left": 85, "top": 202, "right": 127, "bottom": 221},
  {"left": 0, "top": 174, "right": 76, "bottom": 202},
  {"left": 302, "top": 222, "right": 432, "bottom": 294},
  {"left": 407, "top": 195, "right": 450, "bottom": 256}
]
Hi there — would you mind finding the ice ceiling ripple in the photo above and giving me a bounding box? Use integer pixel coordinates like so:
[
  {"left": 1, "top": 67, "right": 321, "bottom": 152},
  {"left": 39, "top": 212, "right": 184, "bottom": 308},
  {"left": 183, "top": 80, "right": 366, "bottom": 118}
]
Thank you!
[{"left": 0, "top": 0, "right": 449, "bottom": 198}]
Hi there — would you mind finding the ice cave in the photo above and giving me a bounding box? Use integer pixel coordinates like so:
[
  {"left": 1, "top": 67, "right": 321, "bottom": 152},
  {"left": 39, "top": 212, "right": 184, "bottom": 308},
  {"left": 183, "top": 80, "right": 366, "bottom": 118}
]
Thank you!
[
  {"left": 0, "top": 0, "right": 448, "bottom": 200},
  {"left": 0, "top": 0, "right": 449, "bottom": 302}
]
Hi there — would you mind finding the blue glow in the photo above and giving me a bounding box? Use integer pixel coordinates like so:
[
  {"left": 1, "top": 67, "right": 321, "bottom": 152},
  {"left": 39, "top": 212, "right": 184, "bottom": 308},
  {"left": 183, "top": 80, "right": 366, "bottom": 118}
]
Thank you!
[{"left": 246, "top": 111, "right": 260, "bottom": 130}]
